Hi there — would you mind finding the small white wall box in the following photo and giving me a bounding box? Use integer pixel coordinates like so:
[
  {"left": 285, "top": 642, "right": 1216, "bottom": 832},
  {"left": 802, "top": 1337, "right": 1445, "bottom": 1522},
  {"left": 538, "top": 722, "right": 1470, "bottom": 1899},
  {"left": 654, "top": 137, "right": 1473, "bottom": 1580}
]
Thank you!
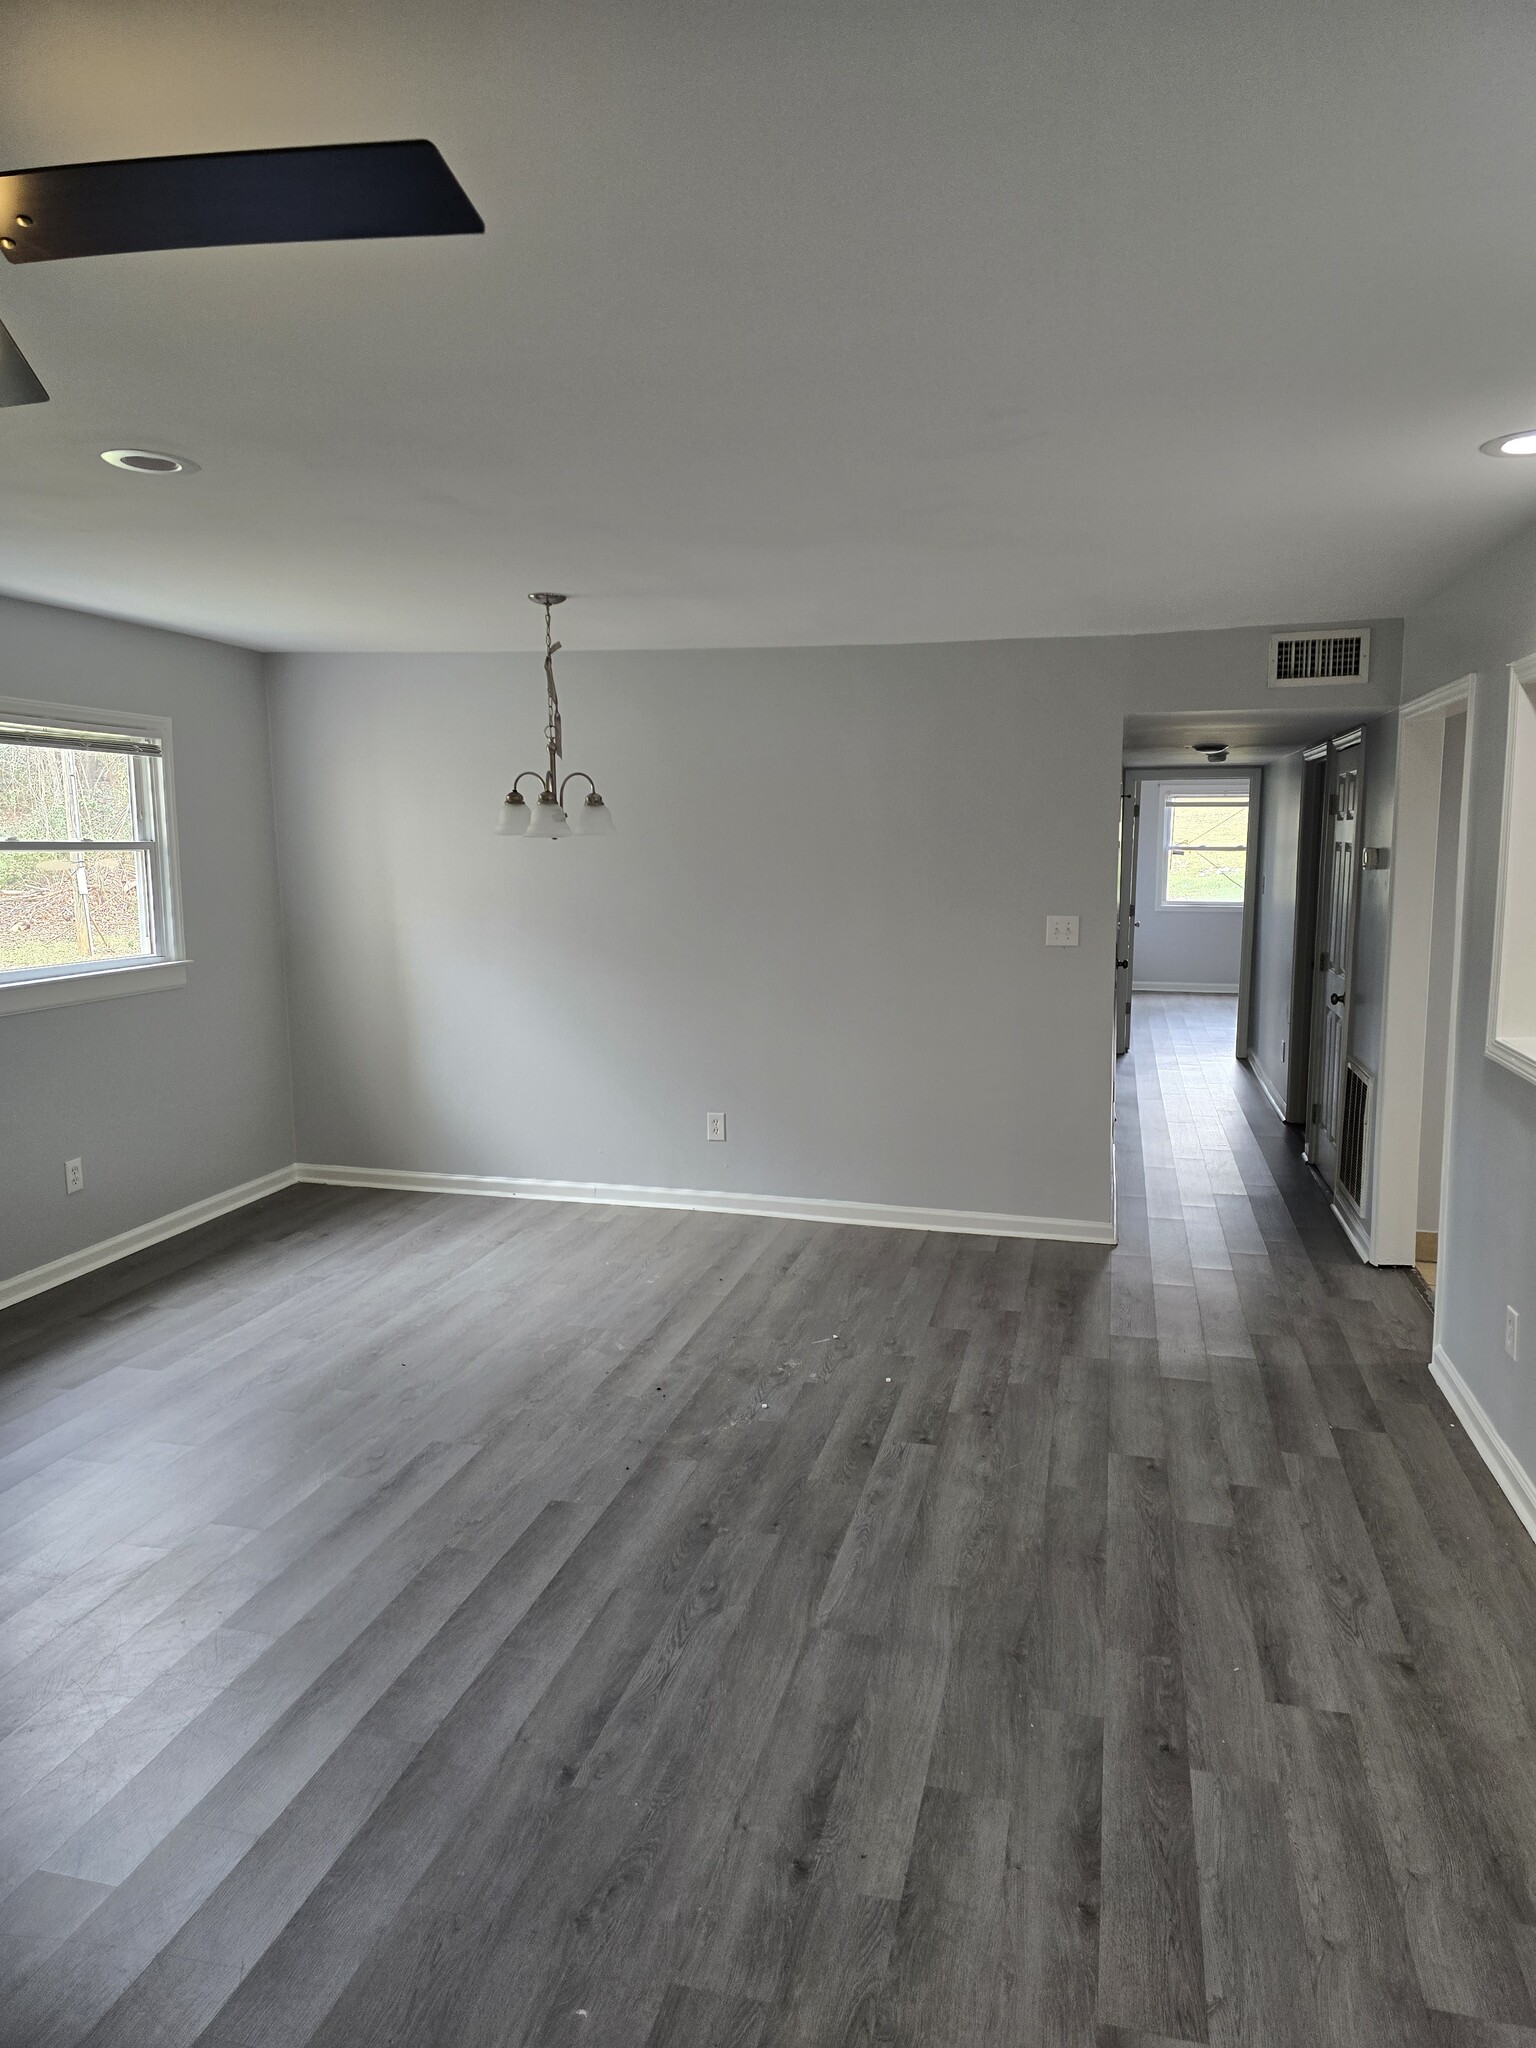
[
  {"left": 1489, "top": 657, "right": 1536, "bottom": 1085},
  {"left": 1046, "top": 915, "right": 1080, "bottom": 946}
]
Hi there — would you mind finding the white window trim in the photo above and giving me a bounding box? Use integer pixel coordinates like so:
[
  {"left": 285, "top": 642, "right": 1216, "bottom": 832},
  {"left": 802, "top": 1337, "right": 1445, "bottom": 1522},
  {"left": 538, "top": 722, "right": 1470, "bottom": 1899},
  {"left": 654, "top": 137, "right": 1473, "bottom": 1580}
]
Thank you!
[
  {"left": 1487, "top": 656, "right": 1536, "bottom": 1087},
  {"left": 1156, "top": 783, "right": 1250, "bottom": 912},
  {"left": 0, "top": 695, "right": 188, "bottom": 1016}
]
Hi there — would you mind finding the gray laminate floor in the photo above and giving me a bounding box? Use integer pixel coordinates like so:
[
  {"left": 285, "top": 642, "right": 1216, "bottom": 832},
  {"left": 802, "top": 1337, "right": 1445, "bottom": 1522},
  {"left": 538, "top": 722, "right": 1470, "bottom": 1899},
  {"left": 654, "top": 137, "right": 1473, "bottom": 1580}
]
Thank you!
[{"left": 0, "top": 995, "right": 1530, "bottom": 2045}]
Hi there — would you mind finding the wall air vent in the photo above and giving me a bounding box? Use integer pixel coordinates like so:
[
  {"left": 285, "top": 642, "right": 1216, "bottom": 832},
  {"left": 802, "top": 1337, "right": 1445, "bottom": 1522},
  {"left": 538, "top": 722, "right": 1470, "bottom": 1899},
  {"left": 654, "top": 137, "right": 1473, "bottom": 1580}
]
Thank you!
[
  {"left": 1337, "top": 1059, "right": 1372, "bottom": 1213},
  {"left": 1268, "top": 628, "right": 1371, "bottom": 688}
]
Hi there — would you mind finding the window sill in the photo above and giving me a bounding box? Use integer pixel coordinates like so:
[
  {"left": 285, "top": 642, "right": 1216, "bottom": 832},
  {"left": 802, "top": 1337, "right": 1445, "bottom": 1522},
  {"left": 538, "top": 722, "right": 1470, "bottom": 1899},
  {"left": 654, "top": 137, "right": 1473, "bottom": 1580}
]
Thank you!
[{"left": 0, "top": 959, "right": 188, "bottom": 1017}]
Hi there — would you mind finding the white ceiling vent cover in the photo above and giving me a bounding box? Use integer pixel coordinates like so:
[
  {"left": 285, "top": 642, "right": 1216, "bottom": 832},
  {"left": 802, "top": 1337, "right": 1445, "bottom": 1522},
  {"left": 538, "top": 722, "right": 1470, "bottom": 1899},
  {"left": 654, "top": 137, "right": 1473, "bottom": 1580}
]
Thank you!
[{"left": 1268, "top": 628, "right": 1370, "bottom": 688}]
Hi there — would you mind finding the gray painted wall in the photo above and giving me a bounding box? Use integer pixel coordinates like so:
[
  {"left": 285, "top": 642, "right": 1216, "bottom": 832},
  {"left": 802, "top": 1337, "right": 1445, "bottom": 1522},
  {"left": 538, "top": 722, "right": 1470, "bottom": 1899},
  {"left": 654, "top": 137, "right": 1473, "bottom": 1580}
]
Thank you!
[
  {"left": 1400, "top": 534, "right": 1536, "bottom": 1475},
  {"left": 1417, "top": 710, "right": 1465, "bottom": 1232},
  {"left": 268, "top": 622, "right": 1401, "bottom": 1234},
  {"left": 1248, "top": 754, "right": 1304, "bottom": 1115},
  {"left": 0, "top": 595, "right": 294, "bottom": 1286},
  {"left": 1132, "top": 778, "right": 1245, "bottom": 991}
]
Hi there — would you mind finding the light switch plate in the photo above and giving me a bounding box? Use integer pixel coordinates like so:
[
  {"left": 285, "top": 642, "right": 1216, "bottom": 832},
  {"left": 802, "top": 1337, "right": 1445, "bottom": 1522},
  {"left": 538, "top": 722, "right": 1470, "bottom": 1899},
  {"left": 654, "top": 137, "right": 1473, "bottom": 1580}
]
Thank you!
[{"left": 1046, "top": 915, "right": 1079, "bottom": 947}]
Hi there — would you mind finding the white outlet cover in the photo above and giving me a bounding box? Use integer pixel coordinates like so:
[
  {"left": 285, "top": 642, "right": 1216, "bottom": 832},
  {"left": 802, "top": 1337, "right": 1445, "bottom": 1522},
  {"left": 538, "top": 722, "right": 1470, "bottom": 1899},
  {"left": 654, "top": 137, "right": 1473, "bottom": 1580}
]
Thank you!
[
  {"left": 706, "top": 1112, "right": 727, "bottom": 1142},
  {"left": 64, "top": 1156, "right": 83, "bottom": 1194},
  {"left": 1046, "top": 915, "right": 1080, "bottom": 947}
]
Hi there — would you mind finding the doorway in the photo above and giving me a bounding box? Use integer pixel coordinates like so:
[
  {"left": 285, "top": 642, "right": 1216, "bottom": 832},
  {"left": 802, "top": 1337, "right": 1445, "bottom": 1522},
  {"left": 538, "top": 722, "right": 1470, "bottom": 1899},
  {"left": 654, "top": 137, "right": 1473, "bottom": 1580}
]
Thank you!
[
  {"left": 1116, "top": 766, "right": 1263, "bottom": 1061},
  {"left": 1373, "top": 679, "right": 1475, "bottom": 1300}
]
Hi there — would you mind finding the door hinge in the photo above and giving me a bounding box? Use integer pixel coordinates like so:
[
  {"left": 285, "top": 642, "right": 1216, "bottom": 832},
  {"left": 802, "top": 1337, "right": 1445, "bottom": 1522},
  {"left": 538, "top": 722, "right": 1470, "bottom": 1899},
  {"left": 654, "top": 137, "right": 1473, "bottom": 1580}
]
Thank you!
[{"left": 1312, "top": 1101, "right": 1321, "bottom": 1124}]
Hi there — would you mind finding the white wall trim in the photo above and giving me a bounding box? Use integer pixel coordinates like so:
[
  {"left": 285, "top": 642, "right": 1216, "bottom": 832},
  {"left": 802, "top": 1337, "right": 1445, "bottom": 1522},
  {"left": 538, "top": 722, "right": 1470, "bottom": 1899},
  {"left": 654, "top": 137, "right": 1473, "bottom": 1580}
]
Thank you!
[
  {"left": 0, "top": 959, "right": 188, "bottom": 1017},
  {"left": 1372, "top": 675, "right": 1475, "bottom": 1269},
  {"left": 1400, "top": 673, "right": 1477, "bottom": 722},
  {"left": 1431, "top": 1340, "right": 1536, "bottom": 1549},
  {"left": 1486, "top": 664, "right": 1536, "bottom": 1088},
  {"left": 1132, "top": 979, "right": 1240, "bottom": 995},
  {"left": 1246, "top": 1050, "right": 1289, "bottom": 1123},
  {"left": 1331, "top": 1198, "right": 1372, "bottom": 1264},
  {"left": 296, "top": 1162, "right": 1117, "bottom": 1244},
  {"left": 0, "top": 1166, "right": 299, "bottom": 1313}
]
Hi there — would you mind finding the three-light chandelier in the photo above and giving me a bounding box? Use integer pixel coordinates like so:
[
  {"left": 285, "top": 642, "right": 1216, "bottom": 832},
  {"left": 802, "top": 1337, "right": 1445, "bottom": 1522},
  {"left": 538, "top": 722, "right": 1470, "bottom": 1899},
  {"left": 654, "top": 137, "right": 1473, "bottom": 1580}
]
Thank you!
[{"left": 497, "top": 593, "right": 615, "bottom": 838}]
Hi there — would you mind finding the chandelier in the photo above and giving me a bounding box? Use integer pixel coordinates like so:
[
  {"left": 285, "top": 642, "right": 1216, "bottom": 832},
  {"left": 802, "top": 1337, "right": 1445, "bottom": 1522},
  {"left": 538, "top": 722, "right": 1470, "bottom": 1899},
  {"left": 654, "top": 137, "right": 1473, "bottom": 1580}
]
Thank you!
[{"left": 497, "top": 593, "right": 615, "bottom": 838}]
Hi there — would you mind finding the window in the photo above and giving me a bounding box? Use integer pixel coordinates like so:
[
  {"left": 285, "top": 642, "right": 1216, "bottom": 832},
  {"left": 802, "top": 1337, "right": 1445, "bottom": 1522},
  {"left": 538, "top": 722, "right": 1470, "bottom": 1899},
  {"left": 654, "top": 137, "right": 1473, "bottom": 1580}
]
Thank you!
[
  {"left": 1160, "top": 786, "right": 1249, "bottom": 907},
  {"left": 0, "top": 703, "right": 184, "bottom": 1014}
]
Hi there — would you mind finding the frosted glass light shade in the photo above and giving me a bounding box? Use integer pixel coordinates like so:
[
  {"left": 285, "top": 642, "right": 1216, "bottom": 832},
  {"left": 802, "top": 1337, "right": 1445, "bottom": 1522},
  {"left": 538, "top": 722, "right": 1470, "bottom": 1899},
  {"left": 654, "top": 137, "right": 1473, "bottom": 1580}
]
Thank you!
[
  {"left": 572, "top": 793, "right": 615, "bottom": 835},
  {"left": 525, "top": 793, "right": 569, "bottom": 838},
  {"left": 497, "top": 793, "right": 530, "bottom": 835}
]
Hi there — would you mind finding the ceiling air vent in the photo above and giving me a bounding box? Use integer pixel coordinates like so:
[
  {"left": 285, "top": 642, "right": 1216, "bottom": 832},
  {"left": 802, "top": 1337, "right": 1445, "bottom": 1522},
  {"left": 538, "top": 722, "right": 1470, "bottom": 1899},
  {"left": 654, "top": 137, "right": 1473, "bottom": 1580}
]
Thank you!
[{"left": 1268, "top": 627, "right": 1371, "bottom": 688}]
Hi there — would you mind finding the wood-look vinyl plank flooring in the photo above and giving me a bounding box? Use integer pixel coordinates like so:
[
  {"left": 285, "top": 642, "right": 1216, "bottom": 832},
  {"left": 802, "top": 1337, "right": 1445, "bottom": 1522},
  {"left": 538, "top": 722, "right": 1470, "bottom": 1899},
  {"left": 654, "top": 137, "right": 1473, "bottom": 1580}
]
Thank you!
[{"left": 1, "top": 995, "right": 1529, "bottom": 2043}]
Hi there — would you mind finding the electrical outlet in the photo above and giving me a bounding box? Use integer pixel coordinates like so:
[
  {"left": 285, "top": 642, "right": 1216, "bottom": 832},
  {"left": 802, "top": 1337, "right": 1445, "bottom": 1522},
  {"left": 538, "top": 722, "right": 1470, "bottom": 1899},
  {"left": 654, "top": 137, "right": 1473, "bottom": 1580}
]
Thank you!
[
  {"left": 1509, "top": 1307, "right": 1520, "bottom": 1362},
  {"left": 1045, "top": 914, "right": 1079, "bottom": 947},
  {"left": 706, "top": 1111, "right": 726, "bottom": 1143},
  {"left": 64, "top": 1157, "right": 84, "bottom": 1196}
]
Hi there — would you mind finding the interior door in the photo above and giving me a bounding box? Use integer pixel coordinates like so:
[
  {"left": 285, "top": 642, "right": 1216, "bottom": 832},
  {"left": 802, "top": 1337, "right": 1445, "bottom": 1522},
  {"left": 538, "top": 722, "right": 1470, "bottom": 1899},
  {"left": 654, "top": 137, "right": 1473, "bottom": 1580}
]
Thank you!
[
  {"left": 1115, "top": 777, "right": 1140, "bottom": 1057},
  {"left": 1307, "top": 740, "right": 1363, "bottom": 1188}
]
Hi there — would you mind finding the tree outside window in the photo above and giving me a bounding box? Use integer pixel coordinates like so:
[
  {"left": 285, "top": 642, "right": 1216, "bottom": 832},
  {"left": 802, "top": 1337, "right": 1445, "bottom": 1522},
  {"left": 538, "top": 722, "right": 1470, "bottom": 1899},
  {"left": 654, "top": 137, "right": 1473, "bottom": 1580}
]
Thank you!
[{"left": 1161, "top": 789, "right": 1248, "bottom": 906}]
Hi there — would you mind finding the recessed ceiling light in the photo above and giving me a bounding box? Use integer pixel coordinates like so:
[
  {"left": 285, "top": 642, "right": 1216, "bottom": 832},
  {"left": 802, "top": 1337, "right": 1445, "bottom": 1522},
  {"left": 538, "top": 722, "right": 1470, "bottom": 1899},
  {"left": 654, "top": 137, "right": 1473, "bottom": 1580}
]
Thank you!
[
  {"left": 100, "top": 448, "right": 199, "bottom": 475},
  {"left": 1480, "top": 430, "right": 1536, "bottom": 457}
]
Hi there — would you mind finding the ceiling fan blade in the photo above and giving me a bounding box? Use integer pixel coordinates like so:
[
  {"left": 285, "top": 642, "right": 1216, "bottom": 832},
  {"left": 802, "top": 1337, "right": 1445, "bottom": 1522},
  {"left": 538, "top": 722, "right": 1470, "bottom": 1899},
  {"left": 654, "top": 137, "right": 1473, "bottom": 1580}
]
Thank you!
[
  {"left": 0, "top": 315, "right": 47, "bottom": 405},
  {"left": 0, "top": 140, "right": 483, "bottom": 265}
]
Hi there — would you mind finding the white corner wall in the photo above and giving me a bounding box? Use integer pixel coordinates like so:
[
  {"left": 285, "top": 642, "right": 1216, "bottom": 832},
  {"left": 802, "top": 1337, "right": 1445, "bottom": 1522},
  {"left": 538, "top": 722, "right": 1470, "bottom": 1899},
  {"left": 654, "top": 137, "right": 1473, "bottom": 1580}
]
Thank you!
[{"left": 0, "top": 595, "right": 295, "bottom": 1292}]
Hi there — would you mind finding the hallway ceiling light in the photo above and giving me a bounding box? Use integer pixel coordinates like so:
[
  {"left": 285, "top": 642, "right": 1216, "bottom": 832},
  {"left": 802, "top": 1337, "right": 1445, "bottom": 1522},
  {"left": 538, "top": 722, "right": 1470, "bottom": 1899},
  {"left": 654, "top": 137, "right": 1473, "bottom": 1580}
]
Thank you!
[
  {"left": 497, "top": 595, "right": 614, "bottom": 840},
  {"left": 1193, "top": 740, "right": 1230, "bottom": 764},
  {"left": 1480, "top": 431, "right": 1536, "bottom": 456}
]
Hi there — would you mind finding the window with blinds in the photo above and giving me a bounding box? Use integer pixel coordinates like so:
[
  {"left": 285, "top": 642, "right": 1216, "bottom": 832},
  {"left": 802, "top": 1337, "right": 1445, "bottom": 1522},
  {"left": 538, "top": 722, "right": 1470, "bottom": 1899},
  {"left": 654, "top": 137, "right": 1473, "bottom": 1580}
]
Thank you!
[{"left": 0, "top": 710, "right": 182, "bottom": 985}]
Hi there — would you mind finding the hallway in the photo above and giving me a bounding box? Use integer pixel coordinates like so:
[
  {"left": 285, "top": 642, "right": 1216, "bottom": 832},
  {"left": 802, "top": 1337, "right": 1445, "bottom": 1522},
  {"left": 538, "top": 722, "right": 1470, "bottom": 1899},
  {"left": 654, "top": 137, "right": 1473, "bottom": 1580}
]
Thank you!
[
  {"left": 1, "top": 1001, "right": 1535, "bottom": 2042},
  {"left": 1115, "top": 993, "right": 1536, "bottom": 2042}
]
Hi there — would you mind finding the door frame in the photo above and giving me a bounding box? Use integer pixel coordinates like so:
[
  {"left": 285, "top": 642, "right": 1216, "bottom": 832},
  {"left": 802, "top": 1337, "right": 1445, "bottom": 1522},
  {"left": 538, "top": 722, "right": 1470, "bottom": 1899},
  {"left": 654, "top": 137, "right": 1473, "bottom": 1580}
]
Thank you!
[
  {"left": 1304, "top": 729, "right": 1366, "bottom": 1189},
  {"left": 1115, "top": 773, "right": 1142, "bottom": 1058},
  {"left": 1116, "top": 763, "right": 1263, "bottom": 1053},
  {"left": 1370, "top": 675, "right": 1476, "bottom": 1299}
]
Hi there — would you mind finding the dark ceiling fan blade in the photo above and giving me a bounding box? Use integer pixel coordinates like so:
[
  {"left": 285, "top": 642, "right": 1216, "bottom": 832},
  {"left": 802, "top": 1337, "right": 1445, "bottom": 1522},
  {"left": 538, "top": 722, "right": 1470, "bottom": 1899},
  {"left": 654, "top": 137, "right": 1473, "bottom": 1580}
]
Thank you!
[
  {"left": 0, "top": 315, "right": 47, "bottom": 405},
  {"left": 0, "top": 140, "right": 483, "bottom": 265}
]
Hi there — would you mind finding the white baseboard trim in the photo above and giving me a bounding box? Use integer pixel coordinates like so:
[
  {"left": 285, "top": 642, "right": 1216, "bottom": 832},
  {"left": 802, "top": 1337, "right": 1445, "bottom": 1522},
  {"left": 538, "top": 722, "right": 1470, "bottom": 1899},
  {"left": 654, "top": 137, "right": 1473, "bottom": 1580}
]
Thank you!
[
  {"left": 1331, "top": 1198, "right": 1373, "bottom": 1265},
  {"left": 1132, "top": 980, "right": 1240, "bottom": 995},
  {"left": 296, "top": 1163, "right": 1117, "bottom": 1245},
  {"left": 1431, "top": 1341, "right": 1536, "bottom": 1549},
  {"left": 1246, "top": 1052, "right": 1289, "bottom": 1123},
  {"left": 0, "top": 1166, "right": 299, "bottom": 1314}
]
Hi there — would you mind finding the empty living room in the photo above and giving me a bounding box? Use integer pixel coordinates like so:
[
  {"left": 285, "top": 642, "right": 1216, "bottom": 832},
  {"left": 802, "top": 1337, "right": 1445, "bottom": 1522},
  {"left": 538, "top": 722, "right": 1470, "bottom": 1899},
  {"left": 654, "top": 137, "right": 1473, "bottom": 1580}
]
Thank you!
[{"left": 6, "top": 3, "right": 1536, "bottom": 2043}]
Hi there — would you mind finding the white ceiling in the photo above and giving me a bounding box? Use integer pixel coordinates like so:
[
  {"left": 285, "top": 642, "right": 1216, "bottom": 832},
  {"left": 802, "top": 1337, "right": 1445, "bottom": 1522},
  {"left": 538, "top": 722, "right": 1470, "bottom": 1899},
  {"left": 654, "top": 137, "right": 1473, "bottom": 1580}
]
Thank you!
[
  {"left": 4, "top": 0, "right": 1536, "bottom": 652},
  {"left": 1122, "top": 708, "right": 1375, "bottom": 769}
]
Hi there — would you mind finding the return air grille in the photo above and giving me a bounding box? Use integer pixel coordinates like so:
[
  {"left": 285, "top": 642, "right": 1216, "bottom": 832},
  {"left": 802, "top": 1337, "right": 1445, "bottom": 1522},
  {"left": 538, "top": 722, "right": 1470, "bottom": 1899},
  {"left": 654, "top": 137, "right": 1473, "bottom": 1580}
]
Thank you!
[
  {"left": 1269, "top": 629, "right": 1371, "bottom": 687},
  {"left": 1338, "top": 1059, "right": 1372, "bottom": 1212}
]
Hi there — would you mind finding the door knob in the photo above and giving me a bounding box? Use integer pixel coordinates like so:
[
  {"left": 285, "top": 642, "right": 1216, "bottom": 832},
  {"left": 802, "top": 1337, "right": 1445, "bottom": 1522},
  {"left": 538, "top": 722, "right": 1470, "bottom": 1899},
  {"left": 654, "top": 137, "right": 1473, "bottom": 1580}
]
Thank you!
[
  {"left": 1329, "top": 992, "right": 1344, "bottom": 1005},
  {"left": 1116, "top": 958, "right": 1129, "bottom": 970}
]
